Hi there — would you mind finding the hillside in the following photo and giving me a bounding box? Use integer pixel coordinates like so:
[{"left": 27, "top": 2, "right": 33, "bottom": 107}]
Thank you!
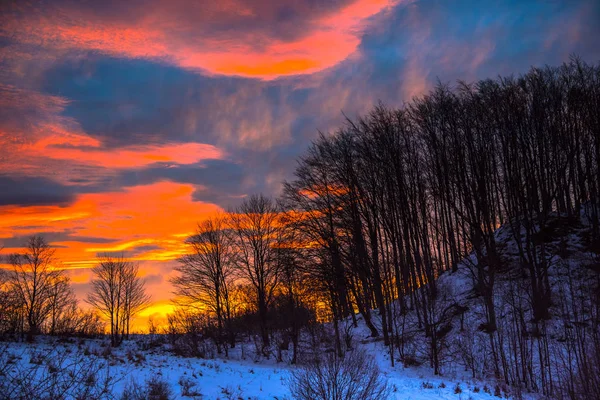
[{"left": 387, "top": 209, "right": 600, "bottom": 399}]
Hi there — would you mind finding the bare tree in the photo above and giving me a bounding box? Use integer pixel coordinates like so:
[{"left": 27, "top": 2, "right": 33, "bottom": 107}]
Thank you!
[
  {"left": 172, "top": 214, "right": 236, "bottom": 355},
  {"left": 47, "top": 274, "right": 77, "bottom": 336},
  {"left": 121, "top": 262, "right": 150, "bottom": 339},
  {"left": 273, "top": 208, "right": 313, "bottom": 364},
  {"left": 0, "top": 266, "right": 23, "bottom": 337},
  {"left": 87, "top": 255, "right": 149, "bottom": 346},
  {"left": 8, "top": 236, "right": 68, "bottom": 341},
  {"left": 229, "top": 194, "right": 281, "bottom": 352}
]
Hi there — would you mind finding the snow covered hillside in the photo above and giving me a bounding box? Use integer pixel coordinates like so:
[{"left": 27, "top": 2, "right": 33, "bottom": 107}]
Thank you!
[
  {"left": 388, "top": 211, "right": 600, "bottom": 399},
  {"left": 0, "top": 332, "right": 527, "bottom": 400},
  {"left": 3, "top": 213, "right": 598, "bottom": 399}
]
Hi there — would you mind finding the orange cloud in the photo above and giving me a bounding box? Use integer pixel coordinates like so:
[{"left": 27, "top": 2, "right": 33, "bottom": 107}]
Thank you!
[
  {"left": 1, "top": 0, "right": 399, "bottom": 79},
  {"left": 36, "top": 140, "right": 225, "bottom": 169},
  {"left": 68, "top": 182, "right": 221, "bottom": 242},
  {"left": 0, "top": 182, "right": 223, "bottom": 316},
  {"left": 0, "top": 184, "right": 213, "bottom": 250}
]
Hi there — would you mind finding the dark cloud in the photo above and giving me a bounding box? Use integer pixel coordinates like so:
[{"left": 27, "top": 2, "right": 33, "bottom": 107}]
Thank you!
[
  {"left": 0, "top": 232, "right": 65, "bottom": 249},
  {"left": 67, "top": 236, "right": 117, "bottom": 244},
  {"left": 116, "top": 160, "right": 242, "bottom": 187},
  {"left": 40, "top": 57, "right": 296, "bottom": 149},
  {"left": 192, "top": 187, "right": 244, "bottom": 211},
  {"left": 96, "top": 245, "right": 163, "bottom": 259},
  {"left": 0, "top": 176, "right": 76, "bottom": 207},
  {"left": 0, "top": 230, "right": 117, "bottom": 249},
  {"left": 90, "top": 159, "right": 250, "bottom": 209}
]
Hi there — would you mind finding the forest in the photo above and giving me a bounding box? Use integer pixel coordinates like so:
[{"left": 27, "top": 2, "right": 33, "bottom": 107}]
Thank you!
[{"left": 1, "top": 58, "right": 599, "bottom": 400}]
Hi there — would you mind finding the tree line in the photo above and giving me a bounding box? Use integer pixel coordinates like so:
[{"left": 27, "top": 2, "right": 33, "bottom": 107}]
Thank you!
[
  {"left": 171, "top": 57, "right": 600, "bottom": 399},
  {"left": 0, "top": 237, "right": 149, "bottom": 346}
]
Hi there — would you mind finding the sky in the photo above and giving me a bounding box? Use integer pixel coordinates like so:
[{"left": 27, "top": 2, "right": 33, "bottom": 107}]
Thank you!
[{"left": 1, "top": 0, "right": 599, "bottom": 328}]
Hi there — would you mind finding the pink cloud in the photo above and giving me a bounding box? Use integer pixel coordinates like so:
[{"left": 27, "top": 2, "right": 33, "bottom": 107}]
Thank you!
[
  {"left": 1, "top": 0, "right": 399, "bottom": 79},
  {"left": 0, "top": 85, "right": 225, "bottom": 180}
]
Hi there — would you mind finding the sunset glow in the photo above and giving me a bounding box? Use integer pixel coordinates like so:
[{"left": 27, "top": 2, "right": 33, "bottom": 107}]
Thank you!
[{"left": 1, "top": 0, "right": 599, "bottom": 330}]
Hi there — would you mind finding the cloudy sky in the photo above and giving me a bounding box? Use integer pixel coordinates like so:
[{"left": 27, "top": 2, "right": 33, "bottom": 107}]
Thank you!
[{"left": 1, "top": 0, "right": 599, "bottom": 324}]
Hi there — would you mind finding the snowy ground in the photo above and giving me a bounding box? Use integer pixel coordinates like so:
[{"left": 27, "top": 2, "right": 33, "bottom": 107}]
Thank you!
[{"left": 1, "top": 333, "right": 536, "bottom": 399}]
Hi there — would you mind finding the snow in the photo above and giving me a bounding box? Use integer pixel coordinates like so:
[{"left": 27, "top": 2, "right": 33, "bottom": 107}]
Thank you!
[{"left": 1, "top": 332, "right": 534, "bottom": 399}]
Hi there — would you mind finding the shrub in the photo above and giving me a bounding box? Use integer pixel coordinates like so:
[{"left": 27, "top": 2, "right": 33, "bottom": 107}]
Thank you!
[
  {"left": 178, "top": 375, "right": 201, "bottom": 397},
  {"left": 121, "top": 376, "right": 172, "bottom": 400},
  {"left": 454, "top": 383, "right": 462, "bottom": 394},
  {"left": 147, "top": 376, "right": 172, "bottom": 400},
  {"left": 121, "top": 378, "right": 146, "bottom": 400},
  {"left": 288, "top": 349, "right": 390, "bottom": 400}
]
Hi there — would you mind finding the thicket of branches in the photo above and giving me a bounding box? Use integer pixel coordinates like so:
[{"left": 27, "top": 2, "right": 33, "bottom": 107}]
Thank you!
[
  {"left": 0, "top": 238, "right": 149, "bottom": 346},
  {"left": 170, "top": 195, "right": 316, "bottom": 362},
  {"left": 281, "top": 57, "right": 600, "bottom": 399},
  {"left": 172, "top": 58, "right": 600, "bottom": 399},
  {"left": 0, "top": 343, "right": 117, "bottom": 400},
  {"left": 0, "top": 236, "right": 104, "bottom": 341}
]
